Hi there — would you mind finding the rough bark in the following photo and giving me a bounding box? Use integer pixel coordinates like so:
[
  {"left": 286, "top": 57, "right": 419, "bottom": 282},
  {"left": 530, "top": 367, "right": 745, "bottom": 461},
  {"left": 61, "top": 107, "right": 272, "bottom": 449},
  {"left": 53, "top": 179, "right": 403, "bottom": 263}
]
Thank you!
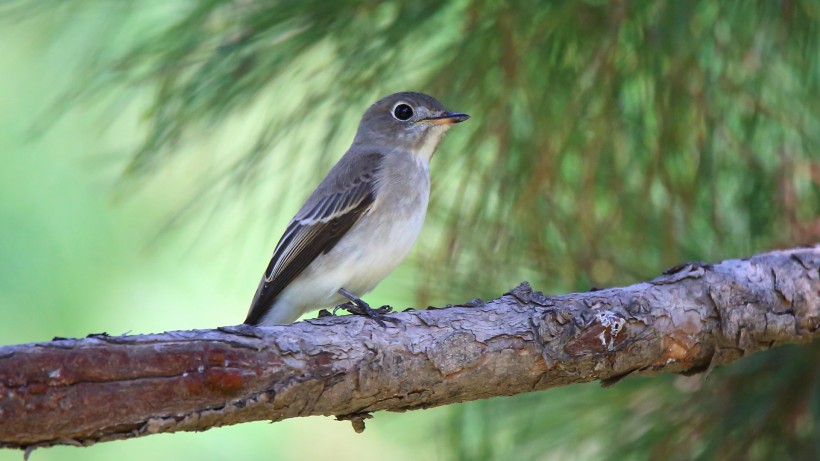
[{"left": 1, "top": 246, "right": 818, "bottom": 452}]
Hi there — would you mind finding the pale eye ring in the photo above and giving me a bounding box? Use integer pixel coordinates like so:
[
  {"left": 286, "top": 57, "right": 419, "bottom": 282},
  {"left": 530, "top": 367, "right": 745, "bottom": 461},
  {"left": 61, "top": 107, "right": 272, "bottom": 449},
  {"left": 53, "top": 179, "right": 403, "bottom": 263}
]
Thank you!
[{"left": 392, "top": 103, "right": 414, "bottom": 121}]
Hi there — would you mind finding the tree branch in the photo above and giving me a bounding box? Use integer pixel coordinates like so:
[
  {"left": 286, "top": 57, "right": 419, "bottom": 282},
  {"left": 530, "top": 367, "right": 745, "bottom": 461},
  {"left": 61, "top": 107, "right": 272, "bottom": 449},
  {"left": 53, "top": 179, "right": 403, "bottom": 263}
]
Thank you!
[{"left": 1, "top": 247, "right": 818, "bottom": 451}]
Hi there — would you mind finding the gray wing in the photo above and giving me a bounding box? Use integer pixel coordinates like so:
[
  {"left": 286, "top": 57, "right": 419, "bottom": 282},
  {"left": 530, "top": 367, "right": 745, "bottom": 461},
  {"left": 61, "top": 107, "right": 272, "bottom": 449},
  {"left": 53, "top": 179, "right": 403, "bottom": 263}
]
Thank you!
[{"left": 244, "top": 152, "right": 383, "bottom": 325}]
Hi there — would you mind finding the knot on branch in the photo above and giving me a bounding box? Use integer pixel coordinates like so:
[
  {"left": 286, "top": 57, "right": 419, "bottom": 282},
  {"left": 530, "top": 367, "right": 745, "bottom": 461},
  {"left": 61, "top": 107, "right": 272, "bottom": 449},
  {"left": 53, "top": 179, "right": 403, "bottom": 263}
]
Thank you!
[
  {"left": 335, "top": 412, "right": 373, "bottom": 433},
  {"left": 529, "top": 299, "right": 632, "bottom": 369}
]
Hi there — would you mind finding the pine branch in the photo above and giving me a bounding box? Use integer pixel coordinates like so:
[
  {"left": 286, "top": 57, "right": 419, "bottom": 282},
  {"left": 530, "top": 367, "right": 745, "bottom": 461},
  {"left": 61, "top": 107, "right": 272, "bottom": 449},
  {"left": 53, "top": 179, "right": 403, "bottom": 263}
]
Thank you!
[{"left": 1, "top": 247, "right": 818, "bottom": 453}]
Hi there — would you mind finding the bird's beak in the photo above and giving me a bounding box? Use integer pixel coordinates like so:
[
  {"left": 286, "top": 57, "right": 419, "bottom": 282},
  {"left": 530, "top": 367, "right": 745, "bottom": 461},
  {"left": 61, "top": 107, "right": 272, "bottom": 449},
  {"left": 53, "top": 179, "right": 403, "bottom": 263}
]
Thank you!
[{"left": 423, "top": 112, "right": 470, "bottom": 125}]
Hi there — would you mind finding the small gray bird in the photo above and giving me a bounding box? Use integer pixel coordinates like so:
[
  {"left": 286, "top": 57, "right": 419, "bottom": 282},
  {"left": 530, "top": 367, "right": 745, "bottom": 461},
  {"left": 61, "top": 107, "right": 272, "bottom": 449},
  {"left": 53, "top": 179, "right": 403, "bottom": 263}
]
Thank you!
[{"left": 245, "top": 92, "right": 469, "bottom": 325}]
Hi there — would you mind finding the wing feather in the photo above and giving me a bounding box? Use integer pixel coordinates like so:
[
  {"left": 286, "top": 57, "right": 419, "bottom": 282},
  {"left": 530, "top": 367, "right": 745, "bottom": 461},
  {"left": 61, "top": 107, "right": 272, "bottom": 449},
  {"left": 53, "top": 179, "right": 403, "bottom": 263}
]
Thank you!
[{"left": 244, "top": 152, "right": 383, "bottom": 325}]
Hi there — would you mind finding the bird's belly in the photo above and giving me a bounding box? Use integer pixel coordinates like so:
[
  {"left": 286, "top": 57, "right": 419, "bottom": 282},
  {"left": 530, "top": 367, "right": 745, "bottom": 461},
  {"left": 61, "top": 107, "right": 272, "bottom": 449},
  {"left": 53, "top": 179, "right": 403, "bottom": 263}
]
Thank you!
[{"left": 276, "top": 206, "right": 426, "bottom": 310}]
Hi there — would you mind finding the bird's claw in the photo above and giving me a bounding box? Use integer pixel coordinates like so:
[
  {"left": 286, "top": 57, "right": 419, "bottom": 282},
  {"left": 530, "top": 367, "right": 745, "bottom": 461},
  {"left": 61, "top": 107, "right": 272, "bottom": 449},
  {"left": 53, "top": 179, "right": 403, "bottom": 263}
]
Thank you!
[
  {"left": 333, "top": 289, "right": 399, "bottom": 327},
  {"left": 344, "top": 303, "right": 394, "bottom": 316}
]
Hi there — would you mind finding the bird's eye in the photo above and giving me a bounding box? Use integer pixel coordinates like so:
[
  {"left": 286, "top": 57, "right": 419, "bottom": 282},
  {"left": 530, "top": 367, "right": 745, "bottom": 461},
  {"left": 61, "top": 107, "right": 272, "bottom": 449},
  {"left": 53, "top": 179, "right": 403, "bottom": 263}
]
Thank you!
[{"left": 393, "top": 103, "right": 414, "bottom": 121}]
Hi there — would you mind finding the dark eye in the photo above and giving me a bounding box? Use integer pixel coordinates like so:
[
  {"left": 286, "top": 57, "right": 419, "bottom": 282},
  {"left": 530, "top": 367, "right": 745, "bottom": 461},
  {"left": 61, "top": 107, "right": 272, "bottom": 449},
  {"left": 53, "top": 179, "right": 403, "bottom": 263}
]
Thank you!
[{"left": 393, "top": 103, "right": 413, "bottom": 121}]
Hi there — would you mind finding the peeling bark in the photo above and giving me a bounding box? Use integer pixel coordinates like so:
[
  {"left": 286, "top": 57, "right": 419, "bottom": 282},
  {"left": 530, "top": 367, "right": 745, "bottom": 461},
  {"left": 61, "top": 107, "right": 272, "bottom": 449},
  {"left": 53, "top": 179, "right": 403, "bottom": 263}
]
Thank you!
[{"left": 1, "top": 246, "right": 818, "bottom": 452}]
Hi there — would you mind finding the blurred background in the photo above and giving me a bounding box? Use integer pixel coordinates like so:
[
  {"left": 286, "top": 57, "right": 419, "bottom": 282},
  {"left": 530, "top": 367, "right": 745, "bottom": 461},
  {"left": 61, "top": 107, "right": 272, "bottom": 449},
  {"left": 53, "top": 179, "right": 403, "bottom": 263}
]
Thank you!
[{"left": 1, "top": 1, "right": 818, "bottom": 460}]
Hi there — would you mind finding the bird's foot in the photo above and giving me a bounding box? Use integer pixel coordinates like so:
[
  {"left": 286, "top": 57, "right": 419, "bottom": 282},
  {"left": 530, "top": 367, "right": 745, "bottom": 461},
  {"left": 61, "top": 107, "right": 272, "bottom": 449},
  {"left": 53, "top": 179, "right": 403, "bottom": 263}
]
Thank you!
[
  {"left": 333, "top": 288, "right": 399, "bottom": 327},
  {"left": 332, "top": 301, "right": 393, "bottom": 317}
]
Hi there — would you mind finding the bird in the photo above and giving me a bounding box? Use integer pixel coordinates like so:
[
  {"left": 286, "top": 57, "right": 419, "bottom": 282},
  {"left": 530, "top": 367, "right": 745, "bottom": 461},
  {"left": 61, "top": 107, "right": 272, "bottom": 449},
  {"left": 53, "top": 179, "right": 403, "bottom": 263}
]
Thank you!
[{"left": 244, "top": 92, "right": 469, "bottom": 326}]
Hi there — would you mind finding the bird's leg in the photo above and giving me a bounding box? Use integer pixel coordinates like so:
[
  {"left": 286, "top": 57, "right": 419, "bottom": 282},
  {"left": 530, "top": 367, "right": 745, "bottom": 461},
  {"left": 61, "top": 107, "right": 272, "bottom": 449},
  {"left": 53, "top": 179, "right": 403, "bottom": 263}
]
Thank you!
[{"left": 334, "top": 288, "right": 398, "bottom": 327}]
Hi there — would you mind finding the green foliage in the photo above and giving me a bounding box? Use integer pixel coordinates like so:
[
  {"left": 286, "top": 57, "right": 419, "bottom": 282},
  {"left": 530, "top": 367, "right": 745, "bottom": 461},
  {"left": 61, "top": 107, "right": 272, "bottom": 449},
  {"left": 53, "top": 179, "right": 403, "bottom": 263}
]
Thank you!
[{"left": 2, "top": 0, "right": 818, "bottom": 460}]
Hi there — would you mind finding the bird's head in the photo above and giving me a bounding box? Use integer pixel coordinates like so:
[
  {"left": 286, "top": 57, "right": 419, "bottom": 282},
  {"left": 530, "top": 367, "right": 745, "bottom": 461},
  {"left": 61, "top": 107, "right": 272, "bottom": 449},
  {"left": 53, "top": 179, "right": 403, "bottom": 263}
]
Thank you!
[{"left": 353, "top": 92, "right": 469, "bottom": 163}]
